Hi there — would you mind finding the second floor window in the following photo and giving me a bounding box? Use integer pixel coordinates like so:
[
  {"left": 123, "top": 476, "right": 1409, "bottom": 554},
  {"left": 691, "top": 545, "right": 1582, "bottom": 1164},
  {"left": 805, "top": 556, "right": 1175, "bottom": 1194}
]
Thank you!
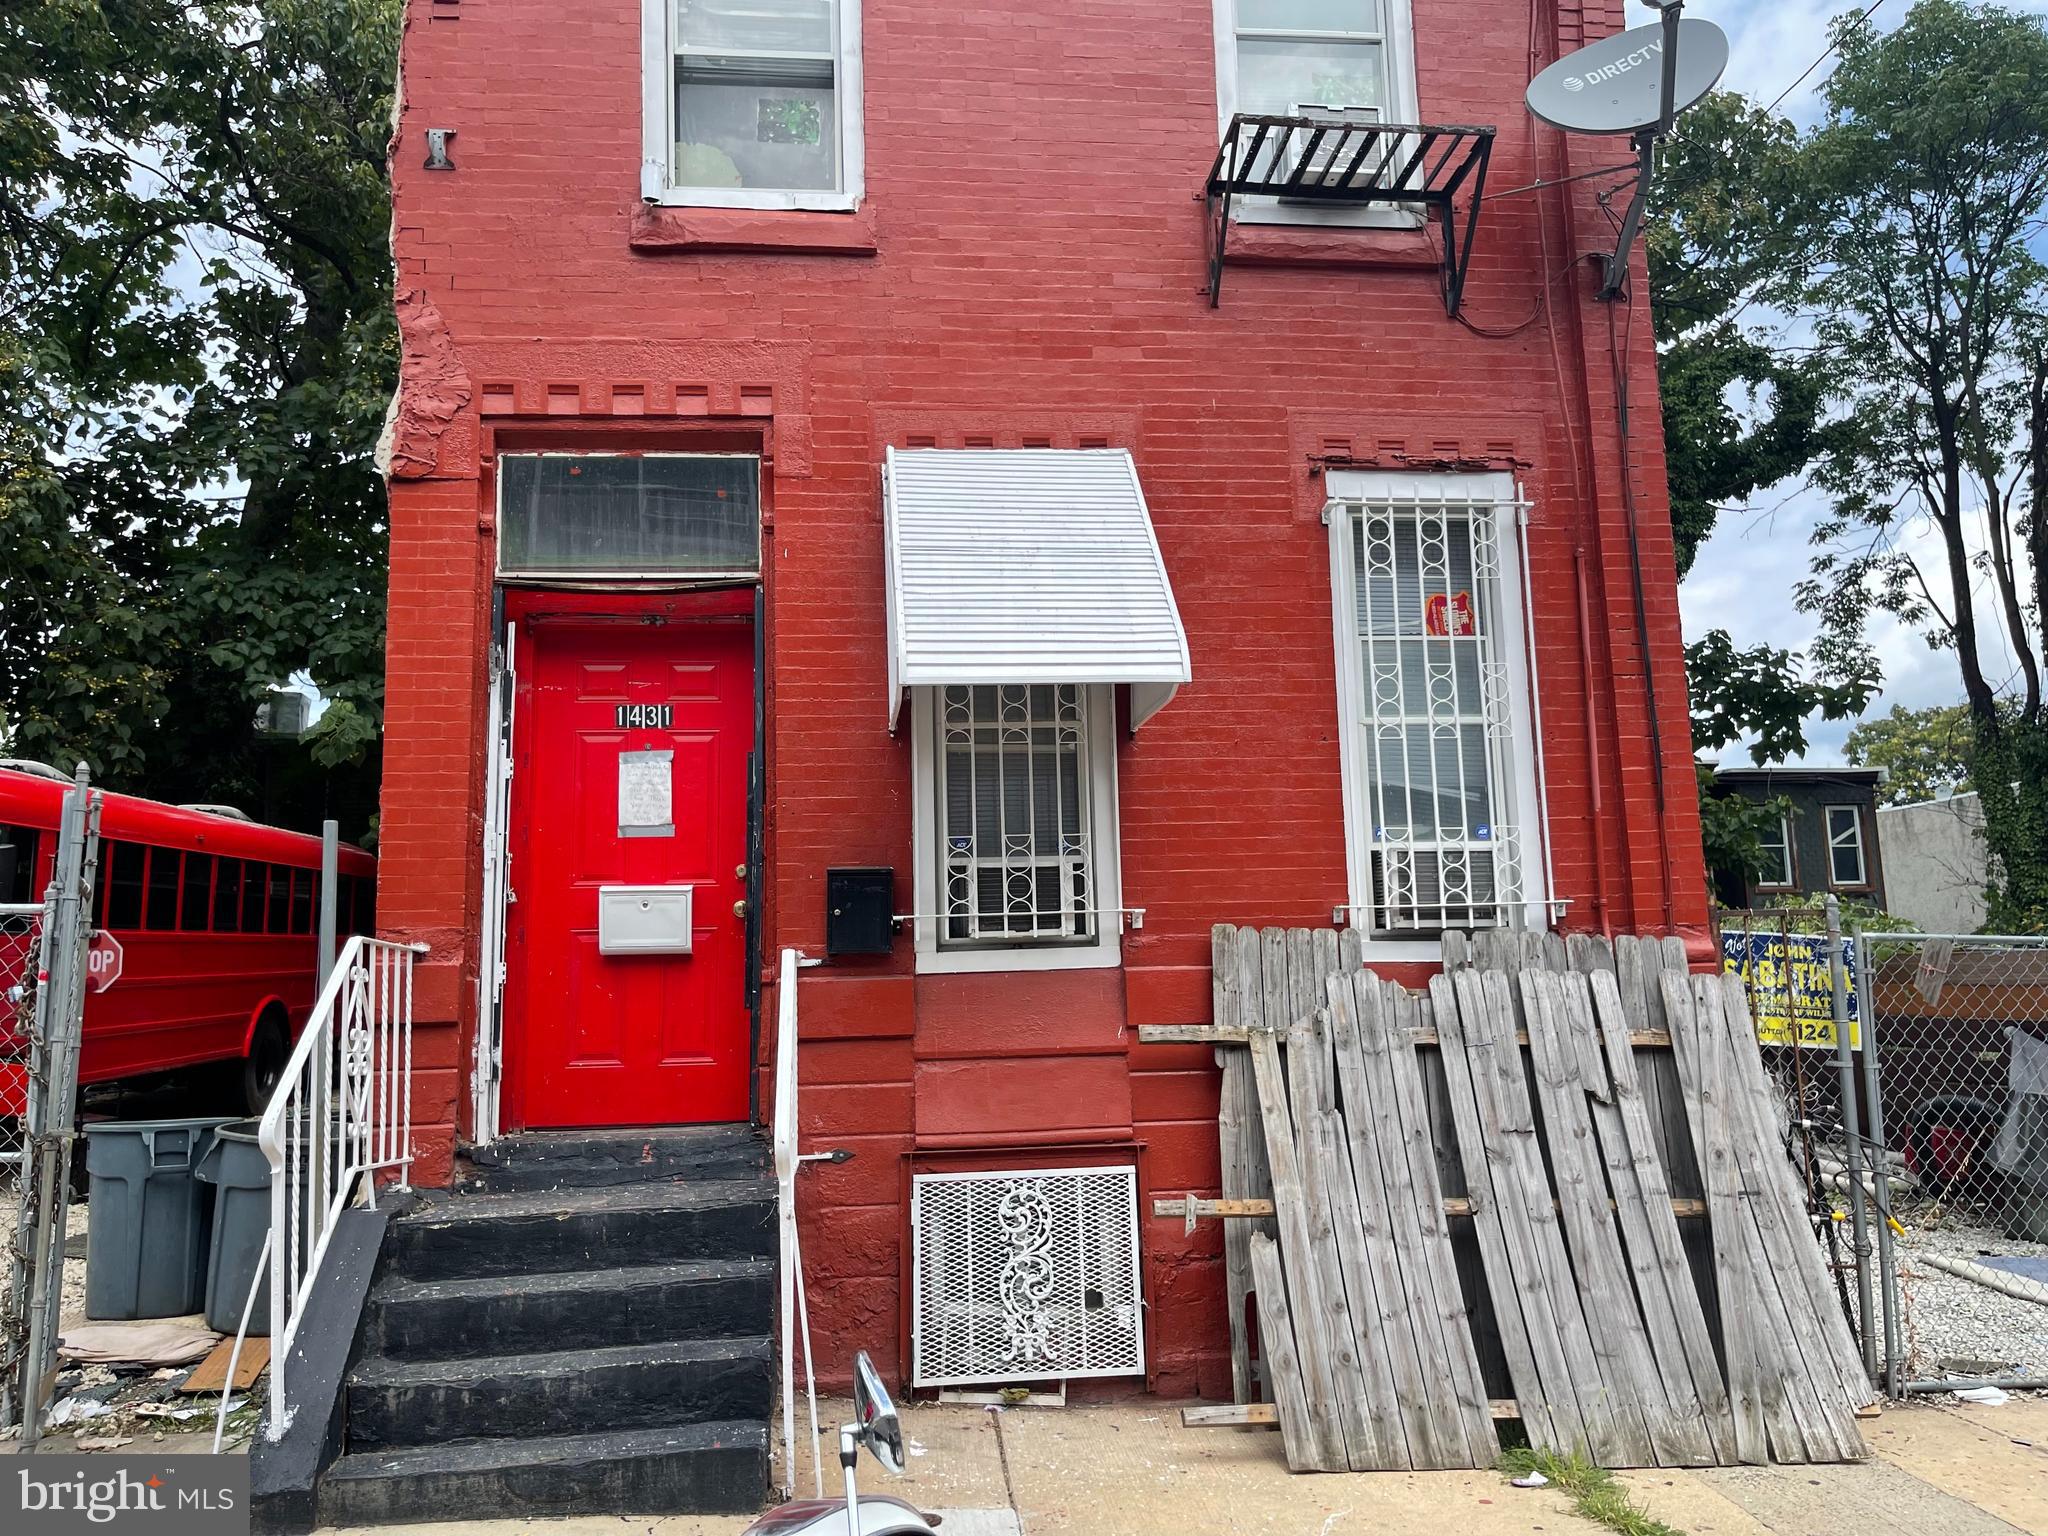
[
  {"left": 1215, "top": 0, "right": 1417, "bottom": 126},
  {"left": 1754, "top": 812, "right": 1793, "bottom": 889},
  {"left": 644, "top": 0, "right": 865, "bottom": 209},
  {"left": 1826, "top": 805, "right": 1867, "bottom": 888}
]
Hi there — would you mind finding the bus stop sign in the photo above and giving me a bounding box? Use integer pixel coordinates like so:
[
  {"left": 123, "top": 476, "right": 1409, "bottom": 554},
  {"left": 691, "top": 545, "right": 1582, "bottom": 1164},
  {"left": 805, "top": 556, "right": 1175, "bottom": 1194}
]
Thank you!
[{"left": 87, "top": 930, "right": 123, "bottom": 993}]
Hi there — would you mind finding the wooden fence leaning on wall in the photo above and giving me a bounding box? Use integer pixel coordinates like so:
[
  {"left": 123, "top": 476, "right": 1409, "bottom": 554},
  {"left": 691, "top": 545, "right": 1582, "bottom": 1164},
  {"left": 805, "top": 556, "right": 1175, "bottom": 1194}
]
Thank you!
[{"left": 1147, "top": 925, "right": 1874, "bottom": 1473}]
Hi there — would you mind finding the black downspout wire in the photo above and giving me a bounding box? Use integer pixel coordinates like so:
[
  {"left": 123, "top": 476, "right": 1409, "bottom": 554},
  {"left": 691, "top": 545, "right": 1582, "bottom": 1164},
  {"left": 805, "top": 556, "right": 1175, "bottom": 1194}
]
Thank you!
[{"left": 1606, "top": 290, "right": 1678, "bottom": 928}]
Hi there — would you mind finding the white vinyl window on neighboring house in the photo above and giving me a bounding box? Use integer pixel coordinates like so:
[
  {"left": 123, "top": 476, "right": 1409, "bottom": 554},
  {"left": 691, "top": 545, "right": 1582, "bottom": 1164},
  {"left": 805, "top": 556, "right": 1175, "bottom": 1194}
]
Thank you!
[
  {"left": 1826, "top": 805, "right": 1867, "bottom": 888},
  {"left": 1326, "top": 470, "right": 1546, "bottom": 953},
  {"left": 641, "top": 0, "right": 864, "bottom": 208},
  {"left": 910, "top": 684, "right": 1122, "bottom": 974},
  {"left": 1211, "top": 0, "right": 1419, "bottom": 224},
  {"left": 1754, "top": 812, "right": 1794, "bottom": 889}
]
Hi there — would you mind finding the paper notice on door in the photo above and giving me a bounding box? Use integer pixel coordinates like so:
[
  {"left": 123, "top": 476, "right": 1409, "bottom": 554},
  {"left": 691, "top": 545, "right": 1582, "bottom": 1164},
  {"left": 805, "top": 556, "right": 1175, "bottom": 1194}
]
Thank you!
[{"left": 618, "top": 749, "right": 674, "bottom": 838}]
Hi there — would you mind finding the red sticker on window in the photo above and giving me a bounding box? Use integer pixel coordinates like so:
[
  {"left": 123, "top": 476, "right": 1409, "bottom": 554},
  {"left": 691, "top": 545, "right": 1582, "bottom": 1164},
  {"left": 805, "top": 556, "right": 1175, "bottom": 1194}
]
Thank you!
[{"left": 1426, "top": 591, "right": 1475, "bottom": 636}]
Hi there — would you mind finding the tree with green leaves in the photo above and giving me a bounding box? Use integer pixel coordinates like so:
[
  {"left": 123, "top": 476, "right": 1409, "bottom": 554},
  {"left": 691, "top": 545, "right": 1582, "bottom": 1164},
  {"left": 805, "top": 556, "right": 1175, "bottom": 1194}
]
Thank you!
[
  {"left": 1792, "top": 0, "right": 2048, "bottom": 928},
  {"left": 0, "top": 0, "right": 398, "bottom": 833},
  {"left": 1843, "top": 702, "right": 1976, "bottom": 805}
]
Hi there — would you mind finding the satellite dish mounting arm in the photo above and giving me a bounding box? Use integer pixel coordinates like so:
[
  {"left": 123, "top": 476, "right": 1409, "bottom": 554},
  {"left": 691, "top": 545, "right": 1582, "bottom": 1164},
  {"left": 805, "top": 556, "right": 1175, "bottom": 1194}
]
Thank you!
[{"left": 1598, "top": 0, "right": 1684, "bottom": 301}]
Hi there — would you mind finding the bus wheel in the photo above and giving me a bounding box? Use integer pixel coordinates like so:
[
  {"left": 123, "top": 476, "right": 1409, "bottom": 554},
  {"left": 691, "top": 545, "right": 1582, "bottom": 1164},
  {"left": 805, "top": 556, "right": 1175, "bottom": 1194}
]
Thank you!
[{"left": 242, "top": 1012, "right": 290, "bottom": 1114}]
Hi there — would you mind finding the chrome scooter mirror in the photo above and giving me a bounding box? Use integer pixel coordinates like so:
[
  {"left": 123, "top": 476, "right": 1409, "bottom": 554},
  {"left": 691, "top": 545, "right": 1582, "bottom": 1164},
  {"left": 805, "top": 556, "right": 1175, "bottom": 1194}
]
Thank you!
[{"left": 851, "top": 1350, "right": 906, "bottom": 1476}]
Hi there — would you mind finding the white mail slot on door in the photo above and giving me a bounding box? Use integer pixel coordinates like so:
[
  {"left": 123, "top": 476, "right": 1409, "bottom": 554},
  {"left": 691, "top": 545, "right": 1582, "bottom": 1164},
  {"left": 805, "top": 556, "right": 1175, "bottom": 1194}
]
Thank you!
[{"left": 598, "top": 884, "right": 694, "bottom": 956}]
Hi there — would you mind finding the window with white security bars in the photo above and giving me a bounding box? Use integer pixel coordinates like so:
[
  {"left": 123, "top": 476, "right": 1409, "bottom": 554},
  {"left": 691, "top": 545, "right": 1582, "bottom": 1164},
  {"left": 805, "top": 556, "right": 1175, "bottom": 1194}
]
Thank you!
[
  {"left": 912, "top": 683, "right": 1122, "bottom": 974},
  {"left": 1327, "top": 470, "right": 1544, "bottom": 943},
  {"left": 939, "top": 684, "right": 1094, "bottom": 945}
]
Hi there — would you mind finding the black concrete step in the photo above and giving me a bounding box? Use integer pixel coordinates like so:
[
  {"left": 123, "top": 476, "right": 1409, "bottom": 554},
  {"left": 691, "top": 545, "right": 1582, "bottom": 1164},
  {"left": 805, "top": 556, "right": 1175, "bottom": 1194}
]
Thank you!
[
  {"left": 316, "top": 1420, "right": 769, "bottom": 1527},
  {"left": 367, "top": 1256, "right": 773, "bottom": 1361},
  {"left": 460, "top": 1125, "right": 769, "bottom": 1193},
  {"left": 386, "top": 1179, "right": 775, "bottom": 1282},
  {"left": 346, "top": 1335, "right": 772, "bottom": 1449}
]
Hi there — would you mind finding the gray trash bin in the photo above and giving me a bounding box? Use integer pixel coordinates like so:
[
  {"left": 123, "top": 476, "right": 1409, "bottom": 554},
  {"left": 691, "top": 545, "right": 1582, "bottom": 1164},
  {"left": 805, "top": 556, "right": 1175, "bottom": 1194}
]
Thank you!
[
  {"left": 84, "top": 1117, "right": 233, "bottom": 1320},
  {"left": 194, "top": 1118, "right": 282, "bottom": 1335}
]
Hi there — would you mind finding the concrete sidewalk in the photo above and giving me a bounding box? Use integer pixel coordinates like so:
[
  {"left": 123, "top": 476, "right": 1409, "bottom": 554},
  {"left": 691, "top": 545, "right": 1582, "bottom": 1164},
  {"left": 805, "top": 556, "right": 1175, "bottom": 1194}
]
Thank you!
[{"left": 316, "top": 1394, "right": 2048, "bottom": 1536}]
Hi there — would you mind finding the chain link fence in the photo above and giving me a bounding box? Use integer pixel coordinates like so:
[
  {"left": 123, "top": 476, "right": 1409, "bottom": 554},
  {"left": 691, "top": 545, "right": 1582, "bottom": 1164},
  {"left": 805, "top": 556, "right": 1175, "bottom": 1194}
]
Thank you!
[
  {"left": 1717, "top": 906, "right": 2048, "bottom": 1397},
  {"left": 1859, "top": 932, "right": 2048, "bottom": 1391},
  {"left": 1, "top": 769, "right": 97, "bottom": 1439},
  {"left": 1, "top": 898, "right": 50, "bottom": 1422}
]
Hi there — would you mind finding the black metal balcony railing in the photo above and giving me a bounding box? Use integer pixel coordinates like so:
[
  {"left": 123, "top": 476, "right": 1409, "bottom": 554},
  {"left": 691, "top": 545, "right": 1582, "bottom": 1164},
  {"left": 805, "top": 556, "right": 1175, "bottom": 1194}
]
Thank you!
[{"left": 1202, "top": 113, "right": 1495, "bottom": 317}]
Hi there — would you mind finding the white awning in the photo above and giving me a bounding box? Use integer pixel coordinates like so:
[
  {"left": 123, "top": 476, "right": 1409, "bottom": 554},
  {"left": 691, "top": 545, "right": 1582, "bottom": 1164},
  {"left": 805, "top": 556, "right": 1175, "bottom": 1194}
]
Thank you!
[{"left": 884, "top": 448, "right": 1192, "bottom": 731}]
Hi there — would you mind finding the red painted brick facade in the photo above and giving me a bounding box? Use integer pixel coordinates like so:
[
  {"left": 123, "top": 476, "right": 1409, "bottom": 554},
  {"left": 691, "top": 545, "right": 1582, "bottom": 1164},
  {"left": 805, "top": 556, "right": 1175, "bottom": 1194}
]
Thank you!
[{"left": 381, "top": 0, "right": 1711, "bottom": 1395}]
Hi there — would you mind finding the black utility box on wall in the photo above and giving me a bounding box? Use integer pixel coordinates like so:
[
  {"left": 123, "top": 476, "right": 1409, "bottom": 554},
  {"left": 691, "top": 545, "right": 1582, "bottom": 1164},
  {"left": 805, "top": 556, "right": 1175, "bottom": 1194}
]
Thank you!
[{"left": 825, "top": 867, "right": 895, "bottom": 956}]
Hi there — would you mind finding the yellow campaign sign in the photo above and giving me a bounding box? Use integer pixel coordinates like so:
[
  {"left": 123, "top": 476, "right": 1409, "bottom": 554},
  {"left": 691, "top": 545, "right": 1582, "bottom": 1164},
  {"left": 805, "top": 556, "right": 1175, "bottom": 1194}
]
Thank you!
[{"left": 1720, "top": 930, "right": 1861, "bottom": 1051}]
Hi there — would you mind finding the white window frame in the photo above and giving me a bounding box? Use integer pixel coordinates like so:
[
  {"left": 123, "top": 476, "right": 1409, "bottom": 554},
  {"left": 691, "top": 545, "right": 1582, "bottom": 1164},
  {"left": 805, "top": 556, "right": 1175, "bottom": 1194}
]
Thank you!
[
  {"left": 1210, "top": 0, "right": 1420, "bottom": 228},
  {"left": 909, "top": 684, "right": 1123, "bottom": 975},
  {"left": 1753, "top": 810, "right": 1794, "bottom": 890},
  {"left": 1825, "top": 804, "right": 1868, "bottom": 889},
  {"left": 640, "top": 0, "right": 866, "bottom": 210},
  {"left": 1326, "top": 469, "right": 1546, "bottom": 960}
]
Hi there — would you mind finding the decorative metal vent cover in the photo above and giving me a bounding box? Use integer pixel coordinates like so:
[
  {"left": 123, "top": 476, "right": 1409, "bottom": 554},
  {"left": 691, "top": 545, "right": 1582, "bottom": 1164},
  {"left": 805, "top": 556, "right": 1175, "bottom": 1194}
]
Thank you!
[{"left": 911, "top": 1165, "right": 1144, "bottom": 1388}]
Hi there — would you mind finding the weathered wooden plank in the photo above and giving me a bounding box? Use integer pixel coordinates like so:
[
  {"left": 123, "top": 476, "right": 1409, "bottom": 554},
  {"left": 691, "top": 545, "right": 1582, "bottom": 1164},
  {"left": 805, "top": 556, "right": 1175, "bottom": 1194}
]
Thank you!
[
  {"left": 1713, "top": 975, "right": 1872, "bottom": 1416},
  {"left": 1441, "top": 929, "right": 1473, "bottom": 971},
  {"left": 1247, "top": 1022, "right": 1350, "bottom": 1470},
  {"left": 1666, "top": 972, "right": 1767, "bottom": 1464},
  {"left": 1295, "top": 1093, "right": 1388, "bottom": 1468},
  {"left": 1248, "top": 1232, "right": 1318, "bottom": 1471},
  {"left": 1309, "top": 1106, "right": 1416, "bottom": 1467},
  {"left": 1213, "top": 925, "right": 1262, "bottom": 1406},
  {"left": 1138, "top": 1022, "right": 1673, "bottom": 1049},
  {"left": 1586, "top": 970, "right": 1735, "bottom": 1465},
  {"left": 1463, "top": 969, "right": 1619, "bottom": 1461},
  {"left": 1350, "top": 975, "right": 1496, "bottom": 1466},
  {"left": 1182, "top": 1399, "right": 1528, "bottom": 1429},
  {"left": 1150, "top": 1193, "right": 1708, "bottom": 1222},
  {"left": 1520, "top": 971, "right": 1661, "bottom": 1467},
  {"left": 1328, "top": 981, "right": 1448, "bottom": 1466},
  {"left": 1708, "top": 977, "right": 1869, "bottom": 1459},
  {"left": 1338, "top": 925, "right": 1364, "bottom": 973},
  {"left": 1568, "top": 931, "right": 1617, "bottom": 975},
  {"left": 1427, "top": 972, "right": 1569, "bottom": 1453},
  {"left": 1289, "top": 930, "right": 1338, "bottom": 1117}
]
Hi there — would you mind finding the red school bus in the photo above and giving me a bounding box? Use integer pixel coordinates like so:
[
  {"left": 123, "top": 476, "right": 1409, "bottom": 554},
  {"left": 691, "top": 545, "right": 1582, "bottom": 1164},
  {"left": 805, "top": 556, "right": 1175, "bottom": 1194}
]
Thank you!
[{"left": 0, "top": 765, "right": 376, "bottom": 1117}]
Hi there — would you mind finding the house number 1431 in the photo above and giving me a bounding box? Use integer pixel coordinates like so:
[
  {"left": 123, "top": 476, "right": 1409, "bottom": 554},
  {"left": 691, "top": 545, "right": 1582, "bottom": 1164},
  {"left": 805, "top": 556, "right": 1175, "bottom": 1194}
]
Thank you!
[{"left": 615, "top": 704, "right": 673, "bottom": 729}]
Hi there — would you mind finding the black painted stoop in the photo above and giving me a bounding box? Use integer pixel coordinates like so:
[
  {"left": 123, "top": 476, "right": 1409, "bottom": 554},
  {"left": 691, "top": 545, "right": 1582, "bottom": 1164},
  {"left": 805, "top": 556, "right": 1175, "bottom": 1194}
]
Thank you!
[{"left": 313, "top": 1126, "right": 776, "bottom": 1527}]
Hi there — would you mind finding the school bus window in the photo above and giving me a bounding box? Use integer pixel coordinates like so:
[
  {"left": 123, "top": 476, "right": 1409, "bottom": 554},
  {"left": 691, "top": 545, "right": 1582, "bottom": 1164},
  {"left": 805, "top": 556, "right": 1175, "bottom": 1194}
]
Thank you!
[
  {"left": 242, "top": 863, "right": 268, "bottom": 933},
  {"left": 289, "top": 868, "right": 314, "bottom": 936},
  {"left": 266, "top": 864, "right": 290, "bottom": 933},
  {"left": 212, "top": 858, "right": 243, "bottom": 932},
  {"left": 181, "top": 852, "right": 214, "bottom": 932},
  {"left": 0, "top": 824, "right": 38, "bottom": 905},
  {"left": 146, "top": 848, "right": 181, "bottom": 931},
  {"left": 106, "top": 842, "right": 145, "bottom": 929}
]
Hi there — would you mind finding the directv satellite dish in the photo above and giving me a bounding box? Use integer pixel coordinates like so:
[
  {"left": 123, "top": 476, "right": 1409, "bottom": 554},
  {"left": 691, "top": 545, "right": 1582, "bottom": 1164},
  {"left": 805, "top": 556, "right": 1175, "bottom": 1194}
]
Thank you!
[{"left": 1526, "top": 17, "right": 1729, "bottom": 136}]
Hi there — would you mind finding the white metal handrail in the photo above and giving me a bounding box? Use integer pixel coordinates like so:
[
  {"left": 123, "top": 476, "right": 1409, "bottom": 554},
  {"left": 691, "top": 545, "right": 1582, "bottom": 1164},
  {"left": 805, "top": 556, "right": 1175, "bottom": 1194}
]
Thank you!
[
  {"left": 773, "top": 946, "right": 824, "bottom": 1498},
  {"left": 260, "top": 935, "right": 425, "bottom": 1439}
]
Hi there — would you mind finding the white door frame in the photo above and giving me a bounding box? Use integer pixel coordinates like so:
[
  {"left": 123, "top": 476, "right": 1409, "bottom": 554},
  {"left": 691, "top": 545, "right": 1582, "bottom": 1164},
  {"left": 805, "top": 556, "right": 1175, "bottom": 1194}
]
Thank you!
[{"left": 472, "top": 618, "right": 516, "bottom": 1147}]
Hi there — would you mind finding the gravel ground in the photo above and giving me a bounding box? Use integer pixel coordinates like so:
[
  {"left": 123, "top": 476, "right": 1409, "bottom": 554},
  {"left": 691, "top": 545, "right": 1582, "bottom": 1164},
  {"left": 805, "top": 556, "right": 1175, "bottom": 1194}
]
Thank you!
[
  {"left": 1896, "top": 1211, "right": 2048, "bottom": 1378},
  {"left": 1, "top": 1185, "right": 90, "bottom": 1326}
]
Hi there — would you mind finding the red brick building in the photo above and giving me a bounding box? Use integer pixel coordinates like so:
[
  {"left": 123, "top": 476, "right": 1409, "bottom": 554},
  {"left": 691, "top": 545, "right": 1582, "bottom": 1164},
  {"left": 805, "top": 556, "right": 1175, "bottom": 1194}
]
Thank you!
[{"left": 380, "top": 0, "right": 1711, "bottom": 1401}]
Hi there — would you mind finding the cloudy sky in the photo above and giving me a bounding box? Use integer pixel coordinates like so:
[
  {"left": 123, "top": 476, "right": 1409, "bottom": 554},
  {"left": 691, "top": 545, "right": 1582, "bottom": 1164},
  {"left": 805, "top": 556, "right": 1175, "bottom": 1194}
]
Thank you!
[{"left": 1625, "top": 0, "right": 2048, "bottom": 762}]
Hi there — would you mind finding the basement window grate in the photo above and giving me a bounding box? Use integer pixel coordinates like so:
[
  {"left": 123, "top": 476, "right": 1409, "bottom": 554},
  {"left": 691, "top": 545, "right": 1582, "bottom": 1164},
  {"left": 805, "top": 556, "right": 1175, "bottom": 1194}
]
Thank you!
[{"left": 910, "top": 1165, "right": 1144, "bottom": 1389}]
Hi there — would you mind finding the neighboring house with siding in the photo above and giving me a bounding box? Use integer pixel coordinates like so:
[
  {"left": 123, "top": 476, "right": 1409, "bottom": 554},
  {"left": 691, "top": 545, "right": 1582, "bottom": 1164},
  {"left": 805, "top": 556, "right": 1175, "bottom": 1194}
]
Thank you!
[
  {"left": 1877, "top": 790, "right": 1990, "bottom": 933},
  {"left": 1708, "top": 766, "right": 1887, "bottom": 911}
]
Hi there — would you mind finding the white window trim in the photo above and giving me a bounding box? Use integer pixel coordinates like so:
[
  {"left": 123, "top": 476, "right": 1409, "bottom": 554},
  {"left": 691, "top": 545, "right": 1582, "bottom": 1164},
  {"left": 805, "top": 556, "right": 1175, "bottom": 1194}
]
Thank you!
[
  {"left": 1825, "top": 804, "right": 1868, "bottom": 889},
  {"left": 640, "top": 0, "right": 866, "bottom": 210},
  {"left": 909, "top": 684, "right": 1123, "bottom": 975},
  {"left": 1753, "top": 811, "right": 1795, "bottom": 891},
  {"left": 1326, "top": 468, "right": 1546, "bottom": 960},
  {"left": 1210, "top": 0, "right": 1421, "bottom": 229}
]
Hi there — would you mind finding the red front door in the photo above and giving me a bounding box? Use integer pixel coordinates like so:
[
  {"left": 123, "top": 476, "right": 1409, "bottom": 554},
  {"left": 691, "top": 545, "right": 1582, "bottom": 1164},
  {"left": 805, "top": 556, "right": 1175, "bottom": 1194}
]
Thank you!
[{"left": 505, "top": 611, "right": 754, "bottom": 1128}]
